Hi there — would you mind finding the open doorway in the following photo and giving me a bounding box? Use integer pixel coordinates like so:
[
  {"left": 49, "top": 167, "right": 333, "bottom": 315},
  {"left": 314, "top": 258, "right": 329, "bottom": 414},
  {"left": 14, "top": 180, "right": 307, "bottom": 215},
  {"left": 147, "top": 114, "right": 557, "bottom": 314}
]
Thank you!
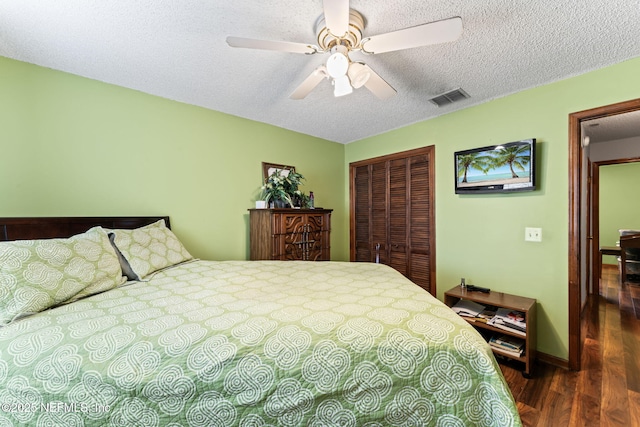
[
  {"left": 568, "top": 98, "right": 640, "bottom": 371},
  {"left": 591, "top": 159, "right": 640, "bottom": 296}
]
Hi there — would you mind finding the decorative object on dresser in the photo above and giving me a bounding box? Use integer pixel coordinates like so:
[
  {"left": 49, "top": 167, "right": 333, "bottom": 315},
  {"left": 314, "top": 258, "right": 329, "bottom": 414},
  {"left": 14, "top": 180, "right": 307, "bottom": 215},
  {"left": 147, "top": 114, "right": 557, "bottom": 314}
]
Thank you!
[
  {"left": 249, "top": 208, "right": 332, "bottom": 261},
  {"left": 262, "top": 162, "right": 296, "bottom": 180},
  {"left": 260, "top": 162, "right": 311, "bottom": 208},
  {"left": 445, "top": 284, "right": 537, "bottom": 377}
]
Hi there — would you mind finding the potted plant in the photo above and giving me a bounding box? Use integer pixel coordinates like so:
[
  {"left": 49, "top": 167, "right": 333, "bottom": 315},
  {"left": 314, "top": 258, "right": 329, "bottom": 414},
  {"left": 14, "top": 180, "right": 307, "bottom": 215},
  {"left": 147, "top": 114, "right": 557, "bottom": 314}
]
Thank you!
[
  {"left": 261, "top": 169, "right": 307, "bottom": 208},
  {"left": 295, "top": 192, "right": 311, "bottom": 209}
]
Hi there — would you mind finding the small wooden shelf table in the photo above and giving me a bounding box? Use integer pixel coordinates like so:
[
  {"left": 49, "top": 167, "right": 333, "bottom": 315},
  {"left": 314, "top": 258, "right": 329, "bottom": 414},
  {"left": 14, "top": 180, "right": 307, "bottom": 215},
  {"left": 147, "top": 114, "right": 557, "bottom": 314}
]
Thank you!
[{"left": 444, "top": 285, "right": 537, "bottom": 377}]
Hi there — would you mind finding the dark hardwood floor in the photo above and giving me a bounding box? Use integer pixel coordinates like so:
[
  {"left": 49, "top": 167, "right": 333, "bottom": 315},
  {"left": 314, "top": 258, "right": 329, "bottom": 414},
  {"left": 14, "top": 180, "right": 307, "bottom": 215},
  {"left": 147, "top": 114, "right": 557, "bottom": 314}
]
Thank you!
[{"left": 500, "top": 265, "right": 640, "bottom": 426}]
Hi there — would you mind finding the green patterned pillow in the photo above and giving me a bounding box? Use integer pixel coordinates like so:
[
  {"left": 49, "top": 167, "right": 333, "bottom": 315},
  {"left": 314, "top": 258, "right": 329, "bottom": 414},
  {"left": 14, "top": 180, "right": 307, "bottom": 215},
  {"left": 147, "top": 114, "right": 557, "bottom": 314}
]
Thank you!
[
  {"left": 108, "top": 219, "right": 193, "bottom": 280},
  {"left": 0, "top": 226, "right": 126, "bottom": 325}
]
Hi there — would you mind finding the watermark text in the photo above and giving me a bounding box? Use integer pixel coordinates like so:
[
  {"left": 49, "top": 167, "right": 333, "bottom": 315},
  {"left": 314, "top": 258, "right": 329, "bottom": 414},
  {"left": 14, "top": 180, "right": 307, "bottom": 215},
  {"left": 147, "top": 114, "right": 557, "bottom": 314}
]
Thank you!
[{"left": 1, "top": 401, "right": 110, "bottom": 414}]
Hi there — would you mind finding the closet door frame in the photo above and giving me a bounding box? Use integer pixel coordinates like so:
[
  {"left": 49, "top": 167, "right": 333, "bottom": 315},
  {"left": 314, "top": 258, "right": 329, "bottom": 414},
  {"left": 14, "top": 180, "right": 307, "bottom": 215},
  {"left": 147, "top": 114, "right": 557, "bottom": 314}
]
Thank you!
[{"left": 349, "top": 145, "right": 436, "bottom": 294}]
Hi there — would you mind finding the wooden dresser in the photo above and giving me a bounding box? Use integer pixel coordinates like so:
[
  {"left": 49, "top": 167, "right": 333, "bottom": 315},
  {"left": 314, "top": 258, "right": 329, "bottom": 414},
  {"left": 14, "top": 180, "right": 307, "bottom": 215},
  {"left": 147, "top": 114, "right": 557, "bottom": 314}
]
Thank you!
[{"left": 249, "top": 208, "right": 332, "bottom": 261}]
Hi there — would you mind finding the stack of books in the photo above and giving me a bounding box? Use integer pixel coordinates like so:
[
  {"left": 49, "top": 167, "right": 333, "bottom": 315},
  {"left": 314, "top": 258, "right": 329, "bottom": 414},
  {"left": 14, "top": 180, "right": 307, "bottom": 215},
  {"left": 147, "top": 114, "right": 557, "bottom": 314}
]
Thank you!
[
  {"left": 489, "top": 335, "right": 525, "bottom": 357},
  {"left": 487, "top": 308, "right": 526, "bottom": 336}
]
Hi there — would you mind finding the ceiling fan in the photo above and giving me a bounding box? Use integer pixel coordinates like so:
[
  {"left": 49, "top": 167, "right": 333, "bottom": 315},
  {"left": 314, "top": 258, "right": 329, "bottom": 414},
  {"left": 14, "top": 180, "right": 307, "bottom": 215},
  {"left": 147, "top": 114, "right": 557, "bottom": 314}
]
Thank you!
[{"left": 226, "top": 0, "right": 463, "bottom": 100}]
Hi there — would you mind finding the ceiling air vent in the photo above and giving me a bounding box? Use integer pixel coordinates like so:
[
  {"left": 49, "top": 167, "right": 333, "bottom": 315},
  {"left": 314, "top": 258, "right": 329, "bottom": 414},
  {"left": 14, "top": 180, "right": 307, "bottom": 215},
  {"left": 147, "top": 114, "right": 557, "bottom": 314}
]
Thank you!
[{"left": 428, "top": 88, "right": 470, "bottom": 107}]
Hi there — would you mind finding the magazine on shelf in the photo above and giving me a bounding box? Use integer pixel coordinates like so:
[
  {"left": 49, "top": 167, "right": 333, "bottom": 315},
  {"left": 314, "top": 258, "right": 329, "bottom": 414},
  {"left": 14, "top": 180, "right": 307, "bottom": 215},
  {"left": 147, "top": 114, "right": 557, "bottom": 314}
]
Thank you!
[
  {"left": 475, "top": 307, "right": 497, "bottom": 323},
  {"left": 488, "top": 308, "right": 526, "bottom": 336},
  {"left": 451, "top": 299, "right": 485, "bottom": 317},
  {"left": 488, "top": 321, "right": 526, "bottom": 336}
]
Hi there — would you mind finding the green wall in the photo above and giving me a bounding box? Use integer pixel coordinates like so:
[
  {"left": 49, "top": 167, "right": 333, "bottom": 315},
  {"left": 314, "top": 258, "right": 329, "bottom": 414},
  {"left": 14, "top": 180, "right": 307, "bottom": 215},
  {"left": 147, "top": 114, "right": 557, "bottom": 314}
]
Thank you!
[
  {"left": 4, "top": 52, "right": 640, "bottom": 361},
  {"left": 600, "top": 162, "right": 640, "bottom": 264},
  {"left": 0, "top": 56, "right": 347, "bottom": 261},
  {"left": 345, "top": 57, "right": 640, "bottom": 359}
]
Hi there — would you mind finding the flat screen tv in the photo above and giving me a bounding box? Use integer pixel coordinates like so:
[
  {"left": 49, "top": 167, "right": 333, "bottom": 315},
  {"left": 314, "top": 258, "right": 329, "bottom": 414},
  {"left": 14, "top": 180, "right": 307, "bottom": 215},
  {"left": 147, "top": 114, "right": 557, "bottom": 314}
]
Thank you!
[{"left": 454, "top": 138, "right": 536, "bottom": 194}]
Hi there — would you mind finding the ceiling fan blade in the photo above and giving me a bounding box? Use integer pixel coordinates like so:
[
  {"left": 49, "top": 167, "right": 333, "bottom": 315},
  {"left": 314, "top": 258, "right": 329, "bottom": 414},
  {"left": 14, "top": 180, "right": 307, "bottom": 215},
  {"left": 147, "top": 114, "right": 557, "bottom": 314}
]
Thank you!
[
  {"left": 290, "top": 66, "right": 328, "bottom": 100},
  {"left": 322, "top": 0, "right": 350, "bottom": 37},
  {"left": 362, "top": 64, "right": 396, "bottom": 100},
  {"left": 361, "top": 16, "right": 463, "bottom": 54},
  {"left": 226, "top": 36, "right": 319, "bottom": 54}
]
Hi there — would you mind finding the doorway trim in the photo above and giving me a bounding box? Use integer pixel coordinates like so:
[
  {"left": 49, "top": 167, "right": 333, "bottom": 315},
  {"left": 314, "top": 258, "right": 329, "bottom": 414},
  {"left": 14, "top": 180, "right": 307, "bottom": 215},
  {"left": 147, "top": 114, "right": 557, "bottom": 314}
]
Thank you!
[{"left": 568, "top": 98, "right": 640, "bottom": 371}]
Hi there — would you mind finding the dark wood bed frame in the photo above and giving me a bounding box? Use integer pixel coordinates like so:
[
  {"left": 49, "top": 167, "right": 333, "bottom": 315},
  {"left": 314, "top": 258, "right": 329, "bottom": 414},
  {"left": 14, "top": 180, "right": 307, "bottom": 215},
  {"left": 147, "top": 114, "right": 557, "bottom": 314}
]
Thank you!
[{"left": 0, "top": 217, "right": 170, "bottom": 241}]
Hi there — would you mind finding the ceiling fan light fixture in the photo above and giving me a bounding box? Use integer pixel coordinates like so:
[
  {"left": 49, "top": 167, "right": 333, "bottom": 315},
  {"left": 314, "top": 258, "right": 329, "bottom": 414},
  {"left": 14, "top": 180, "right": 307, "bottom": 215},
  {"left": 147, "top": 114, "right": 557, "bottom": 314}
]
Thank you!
[
  {"left": 333, "top": 75, "right": 353, "bottom": 97},
  {"left": 326, "top": 51, "right": 350, "bottom": 78},
  {"left": 348, "top": 62, "right": 370, "bottom": 88}
]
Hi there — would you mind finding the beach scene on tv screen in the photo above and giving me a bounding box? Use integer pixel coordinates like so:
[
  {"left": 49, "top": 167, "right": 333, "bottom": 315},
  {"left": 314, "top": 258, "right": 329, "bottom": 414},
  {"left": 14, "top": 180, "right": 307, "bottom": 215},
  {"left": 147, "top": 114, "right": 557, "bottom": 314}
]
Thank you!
[{"left": 457, "top": 142, "right": 532, "bottom": 189}]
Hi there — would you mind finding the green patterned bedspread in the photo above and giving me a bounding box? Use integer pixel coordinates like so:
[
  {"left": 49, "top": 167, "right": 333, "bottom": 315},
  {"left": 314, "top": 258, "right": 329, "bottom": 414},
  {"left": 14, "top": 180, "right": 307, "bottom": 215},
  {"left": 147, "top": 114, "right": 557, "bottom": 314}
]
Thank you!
[{"left": 0, "top": 261, "right": 521, "bottom": 426}]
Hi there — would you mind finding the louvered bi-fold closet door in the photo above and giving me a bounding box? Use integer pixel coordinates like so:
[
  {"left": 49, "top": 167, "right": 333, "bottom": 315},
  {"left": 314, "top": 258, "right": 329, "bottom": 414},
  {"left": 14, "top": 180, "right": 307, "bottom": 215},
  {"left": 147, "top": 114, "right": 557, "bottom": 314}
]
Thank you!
[
  {"left": 349, "top": 146, "right": 435, "bottom": 295},
  {"left": 406, "top": 154, "right": 432, "bottom": 291},
  {"left": 353, "top": 161, "right": 388, "bottom": 265},
  {"left": 353, "top": 162, "right": 372, "bottom": 263}
]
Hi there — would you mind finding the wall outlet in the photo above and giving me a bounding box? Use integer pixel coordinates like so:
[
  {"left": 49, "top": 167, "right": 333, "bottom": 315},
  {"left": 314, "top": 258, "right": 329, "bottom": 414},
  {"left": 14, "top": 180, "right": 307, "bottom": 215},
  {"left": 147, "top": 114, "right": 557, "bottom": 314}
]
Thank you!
[{"left": 525, "top": 227, "right": 542, "bottom": 242}]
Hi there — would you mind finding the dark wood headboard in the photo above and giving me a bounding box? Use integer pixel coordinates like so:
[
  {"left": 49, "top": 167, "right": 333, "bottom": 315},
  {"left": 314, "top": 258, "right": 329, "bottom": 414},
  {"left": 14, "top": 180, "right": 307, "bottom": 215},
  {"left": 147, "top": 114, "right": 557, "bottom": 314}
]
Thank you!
[{"left": 0, "top": 217, "right": 170, "bottom": 241}]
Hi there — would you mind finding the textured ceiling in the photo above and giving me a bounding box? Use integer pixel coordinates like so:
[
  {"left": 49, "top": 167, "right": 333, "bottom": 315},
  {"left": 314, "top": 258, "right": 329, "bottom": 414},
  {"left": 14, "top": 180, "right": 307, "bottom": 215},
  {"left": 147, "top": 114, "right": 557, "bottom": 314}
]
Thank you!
[
  {"left": 583, "top": 110, "right": 640, "bottom": 144},
  {"left": 1, "top": 0, "right": 639, "bottom": 144}
]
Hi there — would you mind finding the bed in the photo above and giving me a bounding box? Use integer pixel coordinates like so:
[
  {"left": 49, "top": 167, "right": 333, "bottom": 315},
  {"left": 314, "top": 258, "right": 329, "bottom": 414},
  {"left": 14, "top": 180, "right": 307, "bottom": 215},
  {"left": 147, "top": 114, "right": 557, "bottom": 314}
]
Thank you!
[{"left": 0, "top": 216, "right": 522, "bottom": 426}]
